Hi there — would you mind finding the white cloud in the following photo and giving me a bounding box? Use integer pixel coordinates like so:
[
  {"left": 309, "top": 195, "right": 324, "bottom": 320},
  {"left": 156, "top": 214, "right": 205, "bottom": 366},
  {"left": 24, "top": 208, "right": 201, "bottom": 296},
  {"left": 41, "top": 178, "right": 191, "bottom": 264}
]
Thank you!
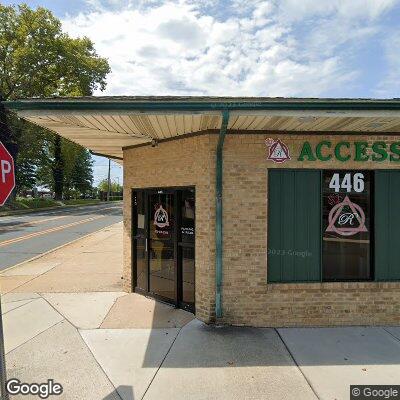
[
  {"left": 375, "top": 31, "right": 400, "bottom": 97},
  {"left": 62, "top": 0, "right": 398, "bottom": 97},
  {"left": 272, "top": 0, "right": 397, "bottom": 21}
]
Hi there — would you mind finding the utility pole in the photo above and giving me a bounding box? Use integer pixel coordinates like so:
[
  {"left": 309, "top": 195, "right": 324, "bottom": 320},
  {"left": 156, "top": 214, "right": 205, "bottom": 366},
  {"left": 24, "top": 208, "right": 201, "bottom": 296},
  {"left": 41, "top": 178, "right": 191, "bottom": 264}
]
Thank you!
[{"left": 106, "top": 158, "right": 111, "bottom": 202}]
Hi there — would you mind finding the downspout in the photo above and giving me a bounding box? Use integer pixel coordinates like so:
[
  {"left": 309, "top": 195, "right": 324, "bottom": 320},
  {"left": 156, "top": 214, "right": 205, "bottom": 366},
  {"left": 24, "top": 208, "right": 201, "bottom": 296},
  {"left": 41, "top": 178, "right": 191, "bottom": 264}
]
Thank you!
[{"left": 215, "top": 110, "right": 229, "bottom": 319}]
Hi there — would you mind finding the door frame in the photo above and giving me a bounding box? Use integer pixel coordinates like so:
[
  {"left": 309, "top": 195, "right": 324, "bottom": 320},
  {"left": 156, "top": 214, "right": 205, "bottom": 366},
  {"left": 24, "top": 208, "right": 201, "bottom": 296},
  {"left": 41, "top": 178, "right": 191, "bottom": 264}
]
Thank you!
[{"left": 131, "top": 186, "right": 195, "bottom": 313}]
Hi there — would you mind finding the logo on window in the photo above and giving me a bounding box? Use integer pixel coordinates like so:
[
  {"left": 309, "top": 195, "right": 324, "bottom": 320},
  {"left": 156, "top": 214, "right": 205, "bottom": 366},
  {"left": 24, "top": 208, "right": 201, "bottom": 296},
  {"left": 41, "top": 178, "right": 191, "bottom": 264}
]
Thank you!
[
  {"left": 266, "top": 138, "right": 291, "bottom": 163},
  {"left": 326, "top": 195, "right": 367, "bottom": 236},
  {"left": 154, "top": 204, "right": 169, "bottom": 228}
]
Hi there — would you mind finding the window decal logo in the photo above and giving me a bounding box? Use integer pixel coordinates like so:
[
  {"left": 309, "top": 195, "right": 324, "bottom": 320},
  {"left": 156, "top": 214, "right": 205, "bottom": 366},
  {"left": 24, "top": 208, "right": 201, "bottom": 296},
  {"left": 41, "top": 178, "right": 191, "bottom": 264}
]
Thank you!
[
  {"left": 265, "top": 138, "right": 291, "bottom": 163},
  {"left": 326, "top": 195, "right": 367, "bottom": 236},
  {"left": 154, "top": 204, "right": 169, "bottom": 228}
]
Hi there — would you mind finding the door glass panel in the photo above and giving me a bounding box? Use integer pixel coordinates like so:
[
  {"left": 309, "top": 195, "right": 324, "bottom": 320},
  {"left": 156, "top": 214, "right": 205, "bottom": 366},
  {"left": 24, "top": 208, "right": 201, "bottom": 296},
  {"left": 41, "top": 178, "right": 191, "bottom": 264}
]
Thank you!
[
  {"left": 149, "top": 192, "right": 175, "bottom": 300},
  {"left": 134, "top": 191, "right": 147, "bottom": 291},
  {"left": 180, "top": 189, "right": 195, "bottom": 310},
  {"left": 182, "top": 246, "right": 195, "bottom": 306},
  {"left": 322, "top": 170, "right": 371, "bottom": 280},
  {"left": 181, "top": 189, "right": 195, "bottom": 243}
]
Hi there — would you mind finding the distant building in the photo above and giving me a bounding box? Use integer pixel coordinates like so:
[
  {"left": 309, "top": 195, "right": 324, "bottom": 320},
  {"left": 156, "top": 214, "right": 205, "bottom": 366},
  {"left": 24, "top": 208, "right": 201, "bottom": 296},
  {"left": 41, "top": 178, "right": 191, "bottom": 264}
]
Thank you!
[{"left": 33, "top": 185, "right": 53, "bottom": 199}]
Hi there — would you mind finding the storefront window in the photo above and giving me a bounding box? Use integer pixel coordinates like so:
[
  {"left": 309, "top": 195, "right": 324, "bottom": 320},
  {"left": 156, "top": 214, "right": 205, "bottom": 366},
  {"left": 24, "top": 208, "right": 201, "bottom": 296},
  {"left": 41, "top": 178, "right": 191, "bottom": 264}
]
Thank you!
[
  {"left": 322, "top": 170, "right": 371, "bottom": 280},
  {"left": 268, "top": 169, "right": 400, "bottom": 284}
]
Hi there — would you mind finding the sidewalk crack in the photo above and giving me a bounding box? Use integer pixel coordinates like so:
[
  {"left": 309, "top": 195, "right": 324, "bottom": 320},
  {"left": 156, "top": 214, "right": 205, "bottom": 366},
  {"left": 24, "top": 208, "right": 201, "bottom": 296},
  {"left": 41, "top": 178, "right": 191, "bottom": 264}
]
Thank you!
[
  {"left": 2, "top": 298, "right": 37, "bottom": 315},
  {"left": 6, "top": 319, "right": 64, "bottom": 356},
  {"left": 141, "top": 326, "right": 183, "bottom": 400},
  {"left": 274, "top": 328, "right": 321, "bottom": 400},
  {"left": 382, "top": 327, "right": 400, "bottom": 343},
  {"left": 77, "top": 329, "right": 124, "bottom": 400}
]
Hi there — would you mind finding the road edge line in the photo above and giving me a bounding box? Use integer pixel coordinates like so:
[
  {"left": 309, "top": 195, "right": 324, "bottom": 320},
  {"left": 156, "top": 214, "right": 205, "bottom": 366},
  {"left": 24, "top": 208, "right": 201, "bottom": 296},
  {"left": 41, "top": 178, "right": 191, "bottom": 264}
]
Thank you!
[{"left": 0, "top": 222, "right": 122, "bottom": 275}]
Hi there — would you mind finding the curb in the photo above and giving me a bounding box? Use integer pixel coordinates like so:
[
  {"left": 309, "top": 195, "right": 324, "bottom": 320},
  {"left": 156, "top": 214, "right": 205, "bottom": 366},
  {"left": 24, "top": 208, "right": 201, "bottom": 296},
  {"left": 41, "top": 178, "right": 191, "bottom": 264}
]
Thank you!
[
  {"left": 0, "top": 222, "right": 121, "bottom": 275},
  {"left": 0, "top": 201, "right": 122, "bottom": 217}
]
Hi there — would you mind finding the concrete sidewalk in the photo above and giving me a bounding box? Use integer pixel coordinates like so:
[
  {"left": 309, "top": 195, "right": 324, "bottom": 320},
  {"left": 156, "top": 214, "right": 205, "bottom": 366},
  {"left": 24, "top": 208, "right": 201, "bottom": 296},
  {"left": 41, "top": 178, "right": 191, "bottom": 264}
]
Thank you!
[{"left": 1, "top": 222, "right": 399, "bottom": 400}]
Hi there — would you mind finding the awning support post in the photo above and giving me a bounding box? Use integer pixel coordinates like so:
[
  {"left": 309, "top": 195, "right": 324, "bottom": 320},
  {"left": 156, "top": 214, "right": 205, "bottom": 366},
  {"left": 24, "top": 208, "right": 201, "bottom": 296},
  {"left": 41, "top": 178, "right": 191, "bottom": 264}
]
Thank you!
[{"left": 215, "top": 110, "right": 229, "bottom": 319}]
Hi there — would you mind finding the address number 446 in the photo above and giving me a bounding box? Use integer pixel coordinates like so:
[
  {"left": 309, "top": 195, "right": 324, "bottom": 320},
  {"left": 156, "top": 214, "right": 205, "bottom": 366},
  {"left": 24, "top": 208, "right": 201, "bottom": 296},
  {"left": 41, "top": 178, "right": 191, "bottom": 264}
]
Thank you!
[{"left": 329, "top": 173, "right": 365, "bottom": 193}]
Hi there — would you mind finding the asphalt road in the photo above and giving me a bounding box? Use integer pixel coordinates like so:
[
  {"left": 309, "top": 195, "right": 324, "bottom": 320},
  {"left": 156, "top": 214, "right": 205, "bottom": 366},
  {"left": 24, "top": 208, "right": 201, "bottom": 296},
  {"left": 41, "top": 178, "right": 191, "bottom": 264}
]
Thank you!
[{"left": 0, "top": 202, "right": 123, "bottom": 271}]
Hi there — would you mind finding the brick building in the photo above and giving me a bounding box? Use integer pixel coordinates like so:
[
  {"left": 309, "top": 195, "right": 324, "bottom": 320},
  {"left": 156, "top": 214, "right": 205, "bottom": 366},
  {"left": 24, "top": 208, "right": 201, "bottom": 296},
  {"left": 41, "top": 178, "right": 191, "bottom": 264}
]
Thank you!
[{"left": 6, "top": 97, "right": 400, "bottom": 326}]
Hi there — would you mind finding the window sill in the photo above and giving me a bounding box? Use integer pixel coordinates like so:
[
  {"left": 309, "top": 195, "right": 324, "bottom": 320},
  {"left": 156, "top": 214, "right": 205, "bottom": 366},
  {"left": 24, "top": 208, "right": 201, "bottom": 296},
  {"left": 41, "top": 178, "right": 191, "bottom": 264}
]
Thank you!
[{"left": 267, "top": 281, "right": 400, "bottom": 291}]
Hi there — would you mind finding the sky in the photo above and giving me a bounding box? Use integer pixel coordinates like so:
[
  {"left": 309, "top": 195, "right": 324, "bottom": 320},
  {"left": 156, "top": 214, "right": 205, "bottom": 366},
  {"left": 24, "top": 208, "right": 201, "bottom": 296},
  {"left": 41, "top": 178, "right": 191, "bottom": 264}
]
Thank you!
[{"left": 4, "top": 0, "right": 400, "bottom": 184}]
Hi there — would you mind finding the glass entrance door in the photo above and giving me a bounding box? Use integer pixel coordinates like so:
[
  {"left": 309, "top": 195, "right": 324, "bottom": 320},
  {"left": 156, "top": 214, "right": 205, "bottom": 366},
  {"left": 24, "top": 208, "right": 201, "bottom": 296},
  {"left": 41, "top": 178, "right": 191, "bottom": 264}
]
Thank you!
[
  {"left": 178, "top": 189, "right": 195, "bottom": 312},
  {"left": 132, "top": 187, "right": 195, "bottom": 312},
  {"left": 149, "top": 191, "right": 176, "bottom": 302}
]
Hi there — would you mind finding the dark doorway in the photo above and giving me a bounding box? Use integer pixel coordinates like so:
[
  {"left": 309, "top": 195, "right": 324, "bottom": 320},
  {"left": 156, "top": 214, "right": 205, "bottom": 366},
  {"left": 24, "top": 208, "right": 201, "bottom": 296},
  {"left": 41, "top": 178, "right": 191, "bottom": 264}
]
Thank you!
[{"left": 132, "top": 187, "right": 195, "bottom": 313}]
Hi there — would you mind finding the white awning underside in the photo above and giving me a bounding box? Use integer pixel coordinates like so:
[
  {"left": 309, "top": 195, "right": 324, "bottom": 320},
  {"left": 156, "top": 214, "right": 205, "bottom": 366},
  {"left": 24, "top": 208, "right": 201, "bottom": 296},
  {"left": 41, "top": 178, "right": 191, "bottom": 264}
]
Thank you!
[{"left": 16, "top": 107, "right": 400, "bottom": 163}]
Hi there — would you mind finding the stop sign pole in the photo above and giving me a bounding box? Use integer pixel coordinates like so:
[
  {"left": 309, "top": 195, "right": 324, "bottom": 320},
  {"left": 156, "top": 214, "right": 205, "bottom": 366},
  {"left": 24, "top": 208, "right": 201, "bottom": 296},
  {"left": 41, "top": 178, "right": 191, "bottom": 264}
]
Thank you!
[{"left": 0, "top": 141, "right": 14, "bottom": 400}]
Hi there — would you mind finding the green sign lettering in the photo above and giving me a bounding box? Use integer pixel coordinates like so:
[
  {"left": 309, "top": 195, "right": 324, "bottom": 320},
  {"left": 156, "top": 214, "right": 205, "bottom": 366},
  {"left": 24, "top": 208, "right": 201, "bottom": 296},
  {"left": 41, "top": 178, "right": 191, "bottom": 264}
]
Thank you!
[
  {"left": 298, "top": 141, "right": 316, "bottom": 161},
  {"left": 354, "top": 141, "right": 369, "bottom": 161},
  {"left": 390, "top": 142, "right": 400, "bottom": 162},
  {"left": 334, "top": 142, "right": 351, "bottom": 162},
  {"left": 371, "top": 142, "right": 388, "bottom": 162},
  {"left": 284, "top": 139, "right": 400, "bottom": 163},
  {"left": 316, "top": 141, "right": 332, "bottom": 161}
]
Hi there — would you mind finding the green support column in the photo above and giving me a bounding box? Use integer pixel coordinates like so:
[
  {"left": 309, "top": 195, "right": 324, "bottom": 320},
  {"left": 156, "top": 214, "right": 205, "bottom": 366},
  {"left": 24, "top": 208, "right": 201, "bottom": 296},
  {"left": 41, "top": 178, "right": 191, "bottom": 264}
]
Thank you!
[{"left": 215, "top": 110, "right": 229, "bottom": 319}]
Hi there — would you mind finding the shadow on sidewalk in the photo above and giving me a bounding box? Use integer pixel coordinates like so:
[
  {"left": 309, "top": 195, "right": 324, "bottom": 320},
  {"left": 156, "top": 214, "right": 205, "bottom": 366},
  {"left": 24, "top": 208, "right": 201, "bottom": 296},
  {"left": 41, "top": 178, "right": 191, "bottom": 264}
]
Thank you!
[
  {"left": 141, "top": 300, "right": 400, "bottom": 368},
  {"left": 103, "top": 385, "right": 134, "bottom": 400}
]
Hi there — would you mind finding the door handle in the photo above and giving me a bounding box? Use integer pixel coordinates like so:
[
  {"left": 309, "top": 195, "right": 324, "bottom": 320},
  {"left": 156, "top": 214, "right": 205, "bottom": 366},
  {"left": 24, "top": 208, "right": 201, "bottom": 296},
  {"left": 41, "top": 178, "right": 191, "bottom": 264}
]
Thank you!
[{"left": 145, "top": 238, "right": 148, "bottom": 252}]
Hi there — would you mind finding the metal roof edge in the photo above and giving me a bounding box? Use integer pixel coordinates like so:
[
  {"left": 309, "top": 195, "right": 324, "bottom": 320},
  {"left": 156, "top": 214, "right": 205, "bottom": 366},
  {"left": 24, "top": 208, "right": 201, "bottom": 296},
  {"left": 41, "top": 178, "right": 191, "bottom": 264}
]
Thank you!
[{"left": 4, "top": 99, "right": 400, "bottom": 112}]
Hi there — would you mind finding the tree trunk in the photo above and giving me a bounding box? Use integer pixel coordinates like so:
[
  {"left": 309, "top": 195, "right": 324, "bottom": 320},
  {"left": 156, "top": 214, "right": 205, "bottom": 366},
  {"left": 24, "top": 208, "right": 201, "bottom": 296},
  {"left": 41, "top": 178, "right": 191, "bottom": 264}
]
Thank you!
[{"left": 53, "top": 135, "right": 64, "bottom": 200}]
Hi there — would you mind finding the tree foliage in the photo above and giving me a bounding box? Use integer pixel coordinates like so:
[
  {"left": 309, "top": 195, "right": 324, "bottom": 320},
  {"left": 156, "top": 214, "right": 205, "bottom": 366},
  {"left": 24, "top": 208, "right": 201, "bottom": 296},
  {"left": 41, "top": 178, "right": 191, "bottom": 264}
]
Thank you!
[
  {"left": 37, "top": 136, "right": 94, "bottom": 199},
  {"left": 0, "top": 4, "right": 109, "bottom": 99},
  {"left": 97, "top": 179, "right": 123, "bottom": 193},
  {"left": 0, "top": 4, "right": 110, "bottom": 199}
]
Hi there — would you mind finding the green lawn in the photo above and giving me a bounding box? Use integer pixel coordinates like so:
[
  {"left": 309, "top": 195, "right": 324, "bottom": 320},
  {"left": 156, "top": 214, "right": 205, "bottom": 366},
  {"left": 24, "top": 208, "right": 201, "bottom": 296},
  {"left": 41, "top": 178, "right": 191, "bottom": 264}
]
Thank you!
[
  {"left": 0, "top": 198, "right": 101, "bottom": 213},
  {"left": 1, "top": 197, "right": 60, "bottom": 211}
]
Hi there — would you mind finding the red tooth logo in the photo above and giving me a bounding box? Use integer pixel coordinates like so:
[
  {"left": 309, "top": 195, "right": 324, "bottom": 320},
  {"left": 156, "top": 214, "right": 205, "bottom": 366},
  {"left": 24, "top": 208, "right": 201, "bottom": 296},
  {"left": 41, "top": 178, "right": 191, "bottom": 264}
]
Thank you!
[{"left": 266, "top": 138, "right": 291, "bottom": 163}]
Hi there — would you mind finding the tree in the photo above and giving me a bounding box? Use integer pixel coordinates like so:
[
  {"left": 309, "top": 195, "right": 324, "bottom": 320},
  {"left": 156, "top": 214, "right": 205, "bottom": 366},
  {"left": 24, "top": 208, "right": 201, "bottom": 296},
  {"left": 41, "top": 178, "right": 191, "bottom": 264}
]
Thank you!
[
  {"left": 53, "top": 136, "right": 64, "bottom": 200},
  {"left": 37, "top": 138, "right": 94, "bottom": 199},
  {"left": 98, "top": 179, "right": 123, "bottom": 193},
  {"left": 0, "top": 4, "right": 110, "bottom": 199},
  {"left": 70, "top": 148, "right": 93, "bottom": 195},
  {"left": 0, "top": 4, "right": 109, "bottom": 99},
  {"left": 62, "top": 142, "right": 93, "bottom": 199}
]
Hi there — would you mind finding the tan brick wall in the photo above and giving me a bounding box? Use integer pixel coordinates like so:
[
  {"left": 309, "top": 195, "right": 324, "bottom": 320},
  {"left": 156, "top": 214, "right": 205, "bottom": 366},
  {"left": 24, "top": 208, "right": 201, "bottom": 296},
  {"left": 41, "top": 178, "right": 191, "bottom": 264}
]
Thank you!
[
  {"left": 123, "top": 132, "right": 400, "bottom": 327},
  {"left": 123, "top": 133, "right": 218, "bottom": 323},
  {"left": 221, "top": 133, "right": 400, "bottom": 327}
]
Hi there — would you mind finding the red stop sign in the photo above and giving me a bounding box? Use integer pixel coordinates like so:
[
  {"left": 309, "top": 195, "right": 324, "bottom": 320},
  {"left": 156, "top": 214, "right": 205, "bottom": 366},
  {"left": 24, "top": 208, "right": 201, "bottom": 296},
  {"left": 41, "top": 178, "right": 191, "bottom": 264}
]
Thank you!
[{"left": 0, "top": 141, "right": 15, "bottom": 206}]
